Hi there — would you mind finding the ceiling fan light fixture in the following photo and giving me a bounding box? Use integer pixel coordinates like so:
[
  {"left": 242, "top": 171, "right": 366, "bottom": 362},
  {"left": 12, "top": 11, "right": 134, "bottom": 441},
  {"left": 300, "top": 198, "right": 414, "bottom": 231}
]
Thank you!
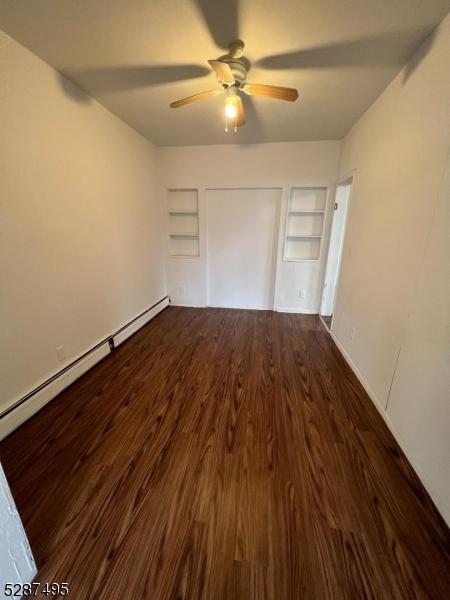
[
  {"left": 224, "top": 87, "right": 239, "bottom": 132},
  {"left": 224, "top": 88, "right": 238, "bottom": 119}
]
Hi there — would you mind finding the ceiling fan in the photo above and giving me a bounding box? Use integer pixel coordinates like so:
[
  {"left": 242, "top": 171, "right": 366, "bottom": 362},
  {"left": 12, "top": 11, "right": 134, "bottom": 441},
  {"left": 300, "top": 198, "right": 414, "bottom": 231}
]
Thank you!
[
  {"left": 59, "top": 0, "right": 407, "bottom": 133},
  {"left": 170, "top": 40, "right": 299, "bottom": 132}
]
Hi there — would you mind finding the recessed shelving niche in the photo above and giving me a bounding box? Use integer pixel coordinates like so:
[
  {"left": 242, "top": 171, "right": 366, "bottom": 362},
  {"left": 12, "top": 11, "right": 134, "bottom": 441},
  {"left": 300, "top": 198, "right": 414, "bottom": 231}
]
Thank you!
[
  {"left": 284, "top": 187, "right": 327, "bottom": 261},
  {"left": 167, "top": 189, "right": 199, "bottom": 258}
]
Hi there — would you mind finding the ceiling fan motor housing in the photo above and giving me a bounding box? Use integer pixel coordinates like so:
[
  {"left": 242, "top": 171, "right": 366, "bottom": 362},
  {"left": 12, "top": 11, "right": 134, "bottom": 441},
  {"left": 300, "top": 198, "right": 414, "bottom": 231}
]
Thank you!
[{"left": 224, "top": 58, "right": 248, "bottom": 86}]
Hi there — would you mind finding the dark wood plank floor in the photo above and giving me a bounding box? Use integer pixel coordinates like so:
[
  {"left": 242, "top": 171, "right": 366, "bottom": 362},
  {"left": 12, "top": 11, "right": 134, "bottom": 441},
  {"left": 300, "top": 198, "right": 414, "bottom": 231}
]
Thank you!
[
  {"left": 1, "top": 307, "right": 449, "bottom": 599},
  {"left": 321, "top": 315, "right": 332, "bottom": 329}
]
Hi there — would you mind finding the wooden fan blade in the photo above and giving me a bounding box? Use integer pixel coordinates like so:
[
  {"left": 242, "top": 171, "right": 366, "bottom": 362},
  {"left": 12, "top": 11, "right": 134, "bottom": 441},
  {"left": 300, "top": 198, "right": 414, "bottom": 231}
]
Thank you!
[
  {"left": 170, "top": 89, "right": 222, "bottom": 108},
  {"left": 208, "top": 59, "right": 235, "bottom": 84},
  {"left": 236, "top": 95, "right": 245, "bottom": 127},
  {"left": 242, "top": 83, "right": 299, "bottom": 102}
]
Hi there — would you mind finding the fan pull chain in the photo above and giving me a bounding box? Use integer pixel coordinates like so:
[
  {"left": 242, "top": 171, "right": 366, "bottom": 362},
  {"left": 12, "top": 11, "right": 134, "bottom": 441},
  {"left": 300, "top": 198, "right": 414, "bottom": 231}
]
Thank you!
[{"left": 224, "top": 117, "right": 238, "bottom": 133}]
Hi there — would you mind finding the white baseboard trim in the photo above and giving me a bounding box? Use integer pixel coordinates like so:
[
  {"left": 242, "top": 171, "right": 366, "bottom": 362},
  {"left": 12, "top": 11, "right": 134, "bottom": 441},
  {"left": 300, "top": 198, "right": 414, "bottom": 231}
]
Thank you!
[
  {"left": 329, "top": 330, "right": 386, "bottom": 415},
  {"left": 0, "top": 296, "right": 169, "bottom": 441},
  {"left": 0, "top": 343, "right": 110, "bottom": 442},
  {"left": 207, "top": 304, "right": 274, "bottom": 310},
  {"left": 169, "top": 303, "right": 318, "bottom": 313},
  {"left": 113, "top": 297, "right": 169, "bottom": 346},
  {"left": 275, "top": 306, "right": 318, "bottom": 314},
  {"left": 169, "top": 302, "right": 207, "bottom": 308}
]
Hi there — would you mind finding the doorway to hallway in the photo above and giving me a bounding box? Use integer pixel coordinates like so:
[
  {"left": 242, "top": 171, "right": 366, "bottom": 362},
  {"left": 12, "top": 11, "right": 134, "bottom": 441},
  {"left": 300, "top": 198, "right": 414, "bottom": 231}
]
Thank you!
[{"left": 320, "top": 178, "right": 352, "bottom": 330}]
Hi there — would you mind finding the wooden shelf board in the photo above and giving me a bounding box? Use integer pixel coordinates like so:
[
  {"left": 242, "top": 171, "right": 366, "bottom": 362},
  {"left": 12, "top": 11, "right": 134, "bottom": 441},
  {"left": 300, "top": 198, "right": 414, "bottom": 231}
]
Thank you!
[
  {"left": 286, "top": 235, "right": 322, "bottom": 239},
  {"left": 283, "top": 257, "right": 320, "bottom": 262},
  {"left": 288, "top": 210, "right": 325, "bottom": 215}
]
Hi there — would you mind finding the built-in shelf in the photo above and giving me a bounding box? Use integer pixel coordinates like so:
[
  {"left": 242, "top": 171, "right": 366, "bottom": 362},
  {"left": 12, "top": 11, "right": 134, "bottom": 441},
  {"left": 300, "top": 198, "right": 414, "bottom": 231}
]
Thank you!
[
  {"left": 288, "top": 210, "right": 325, "bottom": 215},
  {"left": 168, "top": 254, "right": 200, "bottom": 259},
  {"left": 287, "top": 234, "right": 322, "bottom": 239},
  {"left": 284, "top": 187, "right": 327, "bottom": 261},
  {"left": 167, "top": 189, "right": 200, "bottom": 257},
  {"left": 169, "top": 233, "right": 199, "bottom": 238}
]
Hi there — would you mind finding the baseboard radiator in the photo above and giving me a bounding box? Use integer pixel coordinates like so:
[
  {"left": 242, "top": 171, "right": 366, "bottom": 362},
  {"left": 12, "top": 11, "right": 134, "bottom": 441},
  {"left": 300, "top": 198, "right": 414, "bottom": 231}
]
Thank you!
[{"left": 0, "top": 296, "right": 169, "bottom": 441}]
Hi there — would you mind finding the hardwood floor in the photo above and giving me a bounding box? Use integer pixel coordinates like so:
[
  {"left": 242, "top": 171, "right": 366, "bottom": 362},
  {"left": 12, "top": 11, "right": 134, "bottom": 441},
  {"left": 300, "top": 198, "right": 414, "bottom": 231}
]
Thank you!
[{"left": 1, "top": 307, "right": 449, "bottom": 599}]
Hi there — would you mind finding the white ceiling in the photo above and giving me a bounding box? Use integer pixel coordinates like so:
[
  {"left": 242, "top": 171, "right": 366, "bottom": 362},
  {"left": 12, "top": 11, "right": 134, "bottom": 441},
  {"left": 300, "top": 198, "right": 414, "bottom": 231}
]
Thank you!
[{"left": 1, "top": 0, "right": 448, "bottom": 146}]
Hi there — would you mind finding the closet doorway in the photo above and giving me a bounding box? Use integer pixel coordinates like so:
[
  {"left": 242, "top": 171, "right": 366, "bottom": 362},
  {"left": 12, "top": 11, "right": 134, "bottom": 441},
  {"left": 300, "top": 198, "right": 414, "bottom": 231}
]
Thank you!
[{"left": 206, "top": 188, "right": 281, "bottom": 310}]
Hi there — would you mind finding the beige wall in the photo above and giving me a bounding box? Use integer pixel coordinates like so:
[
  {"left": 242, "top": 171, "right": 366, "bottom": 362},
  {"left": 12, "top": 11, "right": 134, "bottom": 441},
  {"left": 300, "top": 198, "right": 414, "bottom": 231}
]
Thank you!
[
  {"left": 334, "top": 15, "right": 450, "bottom": 522},
  {"left": 0, "top": 32, "right": 166, "bottom": 411},
  {"left": 158, "top": 142, "right": 340, "bottom": 311}
]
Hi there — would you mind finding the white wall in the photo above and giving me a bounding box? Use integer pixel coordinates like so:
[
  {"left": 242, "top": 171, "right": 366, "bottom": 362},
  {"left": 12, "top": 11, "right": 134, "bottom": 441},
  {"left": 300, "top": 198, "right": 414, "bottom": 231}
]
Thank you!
[
  {"left": 0, "top": 464, "right": 36, "bottom": 597},
  {"left": 158, "top": 142, "right": 340, "bottom": 311},
  {"left": 0, "top": 32, "right": 166, "bottom": 413},
  {"left": 333, "top": 16, "right": 450, "bottom": 522}
]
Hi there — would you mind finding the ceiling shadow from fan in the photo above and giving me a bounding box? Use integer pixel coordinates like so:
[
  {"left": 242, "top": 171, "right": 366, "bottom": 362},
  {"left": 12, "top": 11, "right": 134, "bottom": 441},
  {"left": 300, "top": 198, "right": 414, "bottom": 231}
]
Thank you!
[
  {"left": 257, "top": 29, "right": 430, "bottom": 70},
  {"left": 193, "top": 0, "right": 239, "bottom": 50},
  {"left": 58, "top": 64, "right": 210, "bottom": 99},
  {"left": 57, "top": 71, "right": 92, "bottom": 103},
  {"left": 402, "top": 28, "right": 436, "bottom": 83}
]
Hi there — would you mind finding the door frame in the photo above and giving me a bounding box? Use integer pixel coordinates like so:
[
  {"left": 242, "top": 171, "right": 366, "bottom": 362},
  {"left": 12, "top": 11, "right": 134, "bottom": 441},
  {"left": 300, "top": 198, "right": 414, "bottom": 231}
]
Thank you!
[{"left": 320, "top": 175, "right": 354, "bottom": 330}]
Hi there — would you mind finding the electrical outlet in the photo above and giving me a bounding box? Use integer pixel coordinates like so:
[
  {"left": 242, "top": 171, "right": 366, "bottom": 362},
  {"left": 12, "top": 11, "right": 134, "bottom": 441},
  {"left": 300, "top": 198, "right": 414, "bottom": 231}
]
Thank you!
[
  {"left": 56, "top": 345, "right": 65, "bottom": 361},
  {"left": 350, "top": 326, "right": 356, "bottom": 340},
  {"left": 299, "top": 289, "right": 306, "bottom": 300}
]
